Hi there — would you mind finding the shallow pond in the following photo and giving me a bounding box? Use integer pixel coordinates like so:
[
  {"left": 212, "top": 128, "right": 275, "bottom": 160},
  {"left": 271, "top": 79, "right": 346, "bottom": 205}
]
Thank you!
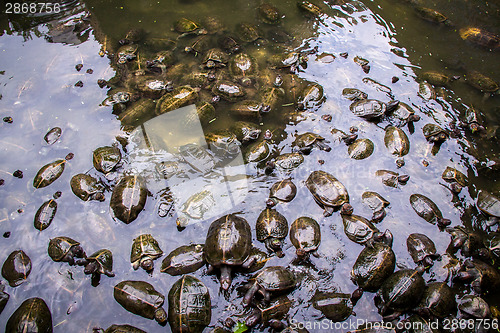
[{"left": 0, "top": 0, "right": 499, "bottom": 332}]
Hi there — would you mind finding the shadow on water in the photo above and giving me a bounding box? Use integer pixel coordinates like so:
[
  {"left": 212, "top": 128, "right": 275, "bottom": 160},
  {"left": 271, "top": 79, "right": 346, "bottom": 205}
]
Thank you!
[{"left": 0, "top": 0, "right": 499, "bottom": 332}]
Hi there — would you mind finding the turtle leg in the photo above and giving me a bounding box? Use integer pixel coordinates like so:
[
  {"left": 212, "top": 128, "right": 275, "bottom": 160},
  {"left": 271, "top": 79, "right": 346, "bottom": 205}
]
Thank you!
[
  {"left": 323, "top": 206, "right": 334, "bottom": 217},
  {"left": 314, "top": 141, "right": 331, "bottom": 152},
  {"left": 104, "top": 270, "right": 115, "bottom": 278},
  {"left": 64, "top": 254, "right": 75, "bottom": 266},
  {"left": 219, "top": 265, "right": 232, "bottom": 291},
  {"left": 438, "top": 218, "right": 452, "bottom": 229},
  {"left": 245, "top": 309, "right": 262, "bottom": 327},
  {"left": 371, "top": 209, "right": 386, "bottom": 223},
  {"left": 351, "top": 288, "right": 363, "bottom": 305},
  {"left": 243, "top": 283, "right": 259, "bottom": 307},
  {"left": 241, "top": 256, "right": 256, "bottom": 270}
]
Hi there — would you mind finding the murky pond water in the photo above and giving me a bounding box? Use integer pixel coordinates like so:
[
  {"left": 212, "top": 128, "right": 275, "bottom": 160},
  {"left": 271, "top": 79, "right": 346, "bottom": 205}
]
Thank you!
[{"left": 0, "top": 0, "right": 499, "bottom": 332}]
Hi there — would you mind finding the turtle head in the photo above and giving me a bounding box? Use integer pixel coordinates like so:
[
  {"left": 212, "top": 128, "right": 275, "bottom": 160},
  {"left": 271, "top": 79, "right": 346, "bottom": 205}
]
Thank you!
[
  {"left": 408, "top": 114, "right": 421, "bottom": 123},
  {"left": 72, "top": 245, "right": 86, "bottom": 259},
  {"left": 140, "top": 257, "right": 154, "bottom": 271},
  {"left": 154, "top": 307, "right": 168, "bottom": 325},
  {"left": 296, "top": 247, "right": 307, "bottom": 258},
  {"left": 266, "top": 197, "right": 278, "bottom": 208},
  {"left": 84, "top": 261, "right": 99, "bottom": 275},
  {"left": 340, "top": 203, "right": 354, "bottom": 215},
  {"left": 220, "top": 266, "right": 232, "bottom": 291}
]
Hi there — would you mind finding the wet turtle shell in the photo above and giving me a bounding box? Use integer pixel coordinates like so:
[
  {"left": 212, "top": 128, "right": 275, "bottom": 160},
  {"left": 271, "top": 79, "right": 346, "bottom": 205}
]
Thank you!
[
  {"left": 161, "top": 244, "right": 205, "bottom": 276},
  {"left": 70, "top": 174, "right": 105, "bottom": 202},
  {"left": 350, "top": 99, "right": 399, "bottom": 120},
  {"left": 204, "top": 214, "right": 252, "bottom": 289},
  {"left": 415, "top": 282, "right": 456, "bottom": 319},
  {"left": 92, "top": 146, "right": 122, "bottom": 174},
  {"left": 118, "top": 98, "right": 156, "bottom": 128},
  {"left": 205, "top": 130, "right": 241, "bottom": 156},
  {"left": 342, "top": 214, "right": 379, "bottom": 245},
  {"left": 458, "top": 295, "right": 490, "bottom": 319},
  {"left": 414, "top": 6, "right": 448, "bottom": 24},
  {"left": 245, "top": 140, "right": 271, "bottom": 163},
  {"left": 102, "top": 324, "right": 146, "bottom": 333},
  {"left": 477, "top": 190, "right": 500, "bottom": 226},
  {"left": 1, "top": 250, "right": 31, "bottom": 287},
  {"left": 33, "top": 159, "right": 66, "bottom": 189},
  {"left": 168, "top": 275, "right": 211, "bottom": 333},
  {"left": 342, "top": 88, "right": 368, "bottom": 101},
  {"left": 384, "top": 126, "right": 409, "bottom": 157},
  {"left": 389, "top": 102, "right": 420, "bottom": 127},
  {"left": 293, "top": 132, "right": 331, "bottom": 154},
  {"left": 174, "top": 18, "right": 203, "bottom": 34},
  {"left": 261, "top": 86, "right": 285, "bottom": 113},
  {"left": 34, "top": 199, "right": 57, "bottom": 231},
  {"left": 218, "top": 35, "right": 241, "bottom": 54},
  {"left": 312, "top": 292, "right": 353, "bottom": 322},
  {"left": 406, "top": 233, "right": 439, "bottom": 267},
  {"left": 272, "top": 153, "right": 304, "bottom": 172},
  {"left": 256, "top": 208, "right": 289, "bottom": 257},
  {"left": 114, "top": 280, "right": 167, "bottom": 324},
  {"left": 44, "top": 127, "right": 62, "bottom": 145},
  {"left": 361, "top": 191, "right": 389, "bottom": 223},
  {"left": 6, "top": 297, "right": 52, "bottom": 332},
  {"left": 116, "top": 44, "right": 138, "bottom": 64},
  {"left": 130, "top": 76, "right": 171, "bottom": 99},
  {"left": 48, "top": 236, "right": 85, "bottom": 265},
  {"left": 236, "top": 23, "right": 262, "bottom": 43},
  {"left": 85, "top": 249, "right": 114, "bottom": 277},
  {"left": 229, "top": 53, "right": 259, "bottom": 78},
  {"left": 347, "top": 138, "right": 374, "bottom": 160},
  {"left": 419, "top": 71, "right": 452, "bottom": 87},
  {"left": 459, "top": 27, "right": 500, "bottom": 50},
  {"left": 465, "top": 71, "right": 499, "bottom": 93},
  {"left": 110, "top": 175, "right": 148, "bottom": 224},
  {"left": 442, "top": 166, "right": 467, "bottom": 186},
  {"left": 242, "top": 247, "right": 270, "bottom": 273},
  {"left": 375, "top": 169, "right": 409, "bottom": 188},
  {"left": 130, "top": 234, "right": 163, "bottom": 271},
  {"left": 422, "top": 123, "right": 448, "bottom": 143},
  {"left": 203, "top": 48, "right": 228, "bottom": 69},
  {"left": 306, "top": 170, "right": 351, "bottom": 216},
  {"left": 297, "top": 0, "right": 323, "bottom": 16},
  {"left": 155, "top": 86, "right": 198, "bottom": 116},
  {"left": 267, "top": 179, "right": 297, "bottom": 207},
  {"left": 231, "top": 121, "right": 261, "bottom": 143},
  {"left": 351, "top": 242, "right": 395, "bottom": 292},
  {"left": 243, "top": 266, "right": 296, "bottom": 306},
  {"left": 230, "top": 100, "right": 265, "bottom": 119},
  {"left": 289, "top": 216, "right": 321, "bottom": 258},
  {"left": 418, "top": 81, "right": 436, "bottom": 100},
  {"left": 453, "top": 259, "right": 500, "bottom": 294},
  {"left": 410, "top": 194, "right": 451, "bottom": 228},
  {"left": 177, "top": 190, "right": 216, "bottom": 229},
  {"left": 375, "top": 269, "right": 426, "bottom": 318},
  {"left": 246, "top": 295, "right": 291, "bottom": 327},
  {"left": 212, "top": 80, "right": 245, "bottom": 102},
  {"left": 259, "top": 3, "right": 282, "bottom": 25},
  {"left": 296, "top": 82, "right": 325, "bottom": 111}
]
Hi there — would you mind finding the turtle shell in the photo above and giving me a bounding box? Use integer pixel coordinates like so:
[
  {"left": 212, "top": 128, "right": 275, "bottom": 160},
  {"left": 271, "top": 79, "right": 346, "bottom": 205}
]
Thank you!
[
  {"left": 48, "top": 236, "right": 80, "bottom": 262},
  {"left": 6, "top": 297, "right": 52, "bottom": 332},
  {"left": 289, "top": 217, "right": 321, "bottom": 254},
  {"left": 252, "top": 266, "right": 296, "bottom": 292},
  {"left": 406, "top": 233, "right": 437, "bottom": 264},
  {"left": 93, "top": 146, "right": 122, "bottom": 174},
  {"left": 422, "top": 123, "right": 448, "bottom": 142},
  {"left": 296, "top": 82, "right": 324, "bottom": 111},
  {"left": 390, "top": 102, "right": 418, "bottom": 126},
  {"left": 416, "top": 282, "right": 456, "bottom": 318},
  {"left": 245, "top": 140, "right": 270, "bottom": 163},
  {"left": 294, "top": 132, "right": 324, "bottom": 148},
  {"left": 114, "top": 280, "right": 165, "bottom": 321},
  {"left": 361, "top": 191, "right": 389, "bottom": 212},
  {"left": 269, "top": 179, "right": 297, "bottom": 203},
  {"left": 347, "top": 138, "right": 374, "bottom": 160},
  {"left": 33, "top": 159, "right": 66, "bottom": 189},
  {"left": 442, "top": 167, "right": 467, "bottom": 187},
  {"left": 384, "top": 126, "right": 409, "bottom": 157},
  {"left": 155, "top": 86, "right": 198, "bottom": 116},
  {"left": 70, "top": 174, "right": 104, "bottom": 202},
  {"left": 204, "top": 214, "right": 252, "bottom": 267},
  {"left": 44, "top": 127, "right": 62, "bottom": 145},
  {"left": 465, "top": 71, "right": 499, "bottom": 93},
  {"left": 351, "top": 242, "right": 395, "bottom": 292},
  {"left": 459, "top": 27, "right": 500, "bottom": 50},
  {"left": 259, "top": 3, "right": 282, "bottom": 25},
  {"left": 87, "top": 249, "right": 113, "bottom": 275},
  {"left": 419, "top": 71, "right": 450, "bottom": 87},
  {"left": 342, "top": 88, "right": 368, "bottom": 101},
  {"left": 130, "top": 234, "right": 163, "bottom": 264},
  {"left": 306, "top": 170, "right": 349, "bottom": 210},
  {"left": 477, "top": 190, "right": 500, "bottom": 218},
  {"left": 409, "top": 194, "right": 444, "bottom": 225},
  {"left": 161, "top": 244, "right": 205, "bottom": 276},
  {"left": 256, "top": 208, "right": 289, "bottom": 241},
  {"left": 174, "top": 18, "right": 201, "bottom": 33},
  {"left": 349, "top": 99, "right": 386, "bottom": 119},
  {"left": 34, "top": 199, "right": 57, "bottom": 231},
  {"left": 312, "top": 292, "right": 353, "bottom": 322},
  {"left": 104, "top": 324, "right": 146, "bottom": 333},
  {"left": 168, "top": 275, "right": 211, "bottom": 333},
  {"left": 236, "top": 23, "right": 261, "bottom": 43},
  {"left": 212, "top": 80, "right": 245, "bottom": 101},
  {"left": 229, "top": 53, "right": 258, "bottom": 77},
  {"left": 274, "top": 153, "right": 304, "bottom": 171},
  {"left": 110, "top": 175, "right": 148, "bottom": 224},
  {"left": 375, "top": 269, "right": 426, "bottom": 314},
  {"left": 1, "top": 250, "right": 32, "bottom": 287},
  {"left": 342, "top": 214, "right": 378, "bottom": 245},
  {"left": 203, "top": 48, "right": 228, "bottom": 68},
  {"left": 458, "top": 295, "right": 490, "bottom": 319}
]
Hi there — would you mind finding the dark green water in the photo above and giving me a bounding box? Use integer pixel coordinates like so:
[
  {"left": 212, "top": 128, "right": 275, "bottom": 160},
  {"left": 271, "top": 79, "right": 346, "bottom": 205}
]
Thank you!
[{"left": 0, "top": 0, "right": 499, "bottom": 332}]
